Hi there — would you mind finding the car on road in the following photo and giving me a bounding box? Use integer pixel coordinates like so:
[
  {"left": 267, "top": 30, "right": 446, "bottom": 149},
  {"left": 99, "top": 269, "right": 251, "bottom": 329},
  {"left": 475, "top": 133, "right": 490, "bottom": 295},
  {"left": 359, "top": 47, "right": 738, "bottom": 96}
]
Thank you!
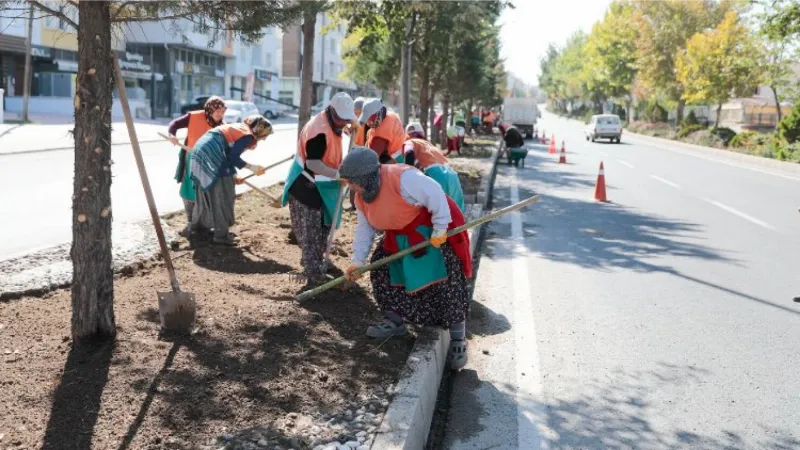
[
  {"left": 585, "top": 114, "right": 622, "bottom": 143},
  {"left": 180, "top": 95, "right": 214, "bottom": 115},
  {"left": 255, "top": 99, "right": 290, "bottom": 120},
  {"left": 223, "top": 100, "right": 261, "bottom": 123}
]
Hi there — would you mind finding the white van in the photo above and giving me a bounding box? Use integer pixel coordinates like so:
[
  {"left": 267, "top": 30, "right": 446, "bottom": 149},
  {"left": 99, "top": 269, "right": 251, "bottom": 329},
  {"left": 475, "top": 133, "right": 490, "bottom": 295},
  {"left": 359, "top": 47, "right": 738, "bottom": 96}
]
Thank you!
[{"left": 585, "top": 114, "right": 622, "bottom": 143}]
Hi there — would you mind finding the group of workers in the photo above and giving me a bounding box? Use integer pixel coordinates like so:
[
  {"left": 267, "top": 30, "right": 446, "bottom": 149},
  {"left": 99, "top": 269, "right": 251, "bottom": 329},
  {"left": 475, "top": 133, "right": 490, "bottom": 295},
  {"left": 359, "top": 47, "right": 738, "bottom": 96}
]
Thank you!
[{"left": 165, "top": 93, "right": 471, "bottom": 370}]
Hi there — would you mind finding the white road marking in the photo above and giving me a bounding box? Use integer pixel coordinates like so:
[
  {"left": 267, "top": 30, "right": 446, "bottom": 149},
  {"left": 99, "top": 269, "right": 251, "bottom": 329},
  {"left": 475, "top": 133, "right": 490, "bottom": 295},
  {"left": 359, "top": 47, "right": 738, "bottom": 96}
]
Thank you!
[
  {"left": 625, "top": 135, "right": 800, "bottom": 183},
  {"left": 599, "top": 151, "right": 609, "bottom": 157},
  {"left": 650, "top": 174, "right": 682, "bottom": 190},
  {"left": 510, "top": 180, "right": 547, "bottom": 449},
  {"left": 704, "top": 198, "right": 777, "bottom": 231},
  {"left": 617, "top": 159, "right": 635, "bottom": 169}
]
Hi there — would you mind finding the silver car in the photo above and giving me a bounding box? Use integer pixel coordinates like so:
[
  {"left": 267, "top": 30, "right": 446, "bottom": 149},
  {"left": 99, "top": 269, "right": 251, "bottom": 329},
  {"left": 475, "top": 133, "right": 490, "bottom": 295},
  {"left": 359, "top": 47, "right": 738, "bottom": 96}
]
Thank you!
[{"left": 585, "top": 114, "right": 622, "bottom": 143}]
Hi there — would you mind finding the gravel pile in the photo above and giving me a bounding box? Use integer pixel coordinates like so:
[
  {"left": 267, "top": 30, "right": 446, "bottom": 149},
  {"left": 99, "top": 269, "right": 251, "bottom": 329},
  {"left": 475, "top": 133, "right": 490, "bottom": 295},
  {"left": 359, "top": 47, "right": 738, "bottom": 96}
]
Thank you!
[
  {"left": 209, "top": 385, "right": 397, "bottom": 450},
  {"left": 0, "top": 219, "right": 176, "bottom": 298}
]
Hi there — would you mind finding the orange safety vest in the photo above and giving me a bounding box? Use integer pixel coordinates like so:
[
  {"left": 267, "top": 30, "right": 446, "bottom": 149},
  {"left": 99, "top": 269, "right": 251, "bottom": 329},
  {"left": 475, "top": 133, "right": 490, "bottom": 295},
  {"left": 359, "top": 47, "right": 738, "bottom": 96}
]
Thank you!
[
  {"left": 298, "top": 111, "right": 343, "bottom": 169},
  {"left": 405, "top": 138, "right": 448, "bottom": 169},
  {"left": 367, "top": 111, "right": 406, "bottom": 160},
  {"left": 353, "top": 123, "right": 368, "bottom": 147},
  {"left": 186, "top": 110, "right": 212, "bottom": 148},
  {"left": 355, "top": 164, "right": 422, "bottom": 231},
  {"left": 218, "top": 123, "right": 257, "bottom": 149}
]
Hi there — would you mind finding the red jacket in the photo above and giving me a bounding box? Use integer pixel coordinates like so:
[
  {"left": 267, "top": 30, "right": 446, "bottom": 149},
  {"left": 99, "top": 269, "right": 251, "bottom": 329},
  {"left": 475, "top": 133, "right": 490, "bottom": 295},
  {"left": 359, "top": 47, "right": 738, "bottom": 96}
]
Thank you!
[{"left": 383, "top": 196, "right": 473, "bottom": 279}]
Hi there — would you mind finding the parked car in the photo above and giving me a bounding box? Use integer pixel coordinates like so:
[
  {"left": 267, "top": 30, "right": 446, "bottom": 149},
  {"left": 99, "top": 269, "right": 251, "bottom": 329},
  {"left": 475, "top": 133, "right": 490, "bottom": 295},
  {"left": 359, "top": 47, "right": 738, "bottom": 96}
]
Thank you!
[
  {"left": 255, "top": 100, "right": 290, "bottom": 120},
  {"left": 223, "top": 100, "right": 261, "bottom": 123},
  {"left": 311, "top": 100, "right": 327, "bottom": 115},
  {"left": 585, "top": 114, "right": 622, "bottom": 143},
  {"left": 180, "top": 95, "right": 213, "bottom": 115}
]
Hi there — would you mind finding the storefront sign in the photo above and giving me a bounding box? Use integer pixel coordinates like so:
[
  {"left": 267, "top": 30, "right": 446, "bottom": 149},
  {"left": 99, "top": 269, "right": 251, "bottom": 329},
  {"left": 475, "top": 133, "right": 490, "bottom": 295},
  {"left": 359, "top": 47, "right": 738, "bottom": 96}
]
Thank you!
[
  {"left": 255, "top": 69, "right": 277, "bottom": 81},
  {"left": 118, "top": 51, "right": 151, "bottom": 72},
  {"left": 31, "top": 46, "right": 52, "bottom": 58},
  {"left": 55, "top": 60, "right": 78, "bottom": 73}
]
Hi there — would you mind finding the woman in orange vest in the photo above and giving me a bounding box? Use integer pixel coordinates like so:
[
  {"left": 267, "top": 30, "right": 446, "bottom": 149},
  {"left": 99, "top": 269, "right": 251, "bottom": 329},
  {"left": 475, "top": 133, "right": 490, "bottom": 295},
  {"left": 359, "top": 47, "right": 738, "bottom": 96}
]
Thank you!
[
  {"left": 281, "top": 93, "right": 357, "bottom": 283},
  {"left": 189, "top": 115, "right": 273, "bottom": 246},
  {"left": 166, "top": 96, "right": 227, "bottom": 236},
  {"left": 359, "top": 98, "right": 406, "bottom": 164},
  {"left": 340, "top": 147, "right": 472, "bottom": 370},
  {"left": 353, "top": 97, "right": 369, "bottom": 146}
]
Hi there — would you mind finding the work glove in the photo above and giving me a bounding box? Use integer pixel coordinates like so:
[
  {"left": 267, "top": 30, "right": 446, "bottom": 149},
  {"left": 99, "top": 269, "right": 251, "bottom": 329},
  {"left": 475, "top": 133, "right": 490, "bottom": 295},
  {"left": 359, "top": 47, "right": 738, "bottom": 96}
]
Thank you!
[
  {"left": 234, "top": 177, "right": 245, "bottom": 185},
  {"left": 430, "top": 230, "right": 448, "bottom": 248},
  {"left": 247, "top": 164, "right": 267, "bottom": 176},
  {"left": 345, "top": 263, "right": 364, "bottom": 282},
  {"left": 168, "top": 135, "right": 180, "bottom": 146}
]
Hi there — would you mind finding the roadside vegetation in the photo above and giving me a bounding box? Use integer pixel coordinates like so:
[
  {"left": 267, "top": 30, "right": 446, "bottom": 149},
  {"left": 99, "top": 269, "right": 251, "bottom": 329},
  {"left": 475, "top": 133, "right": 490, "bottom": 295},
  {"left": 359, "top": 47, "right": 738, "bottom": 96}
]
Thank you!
[{"left": 539, "top": 0, "right": 800, "bottom": 163}]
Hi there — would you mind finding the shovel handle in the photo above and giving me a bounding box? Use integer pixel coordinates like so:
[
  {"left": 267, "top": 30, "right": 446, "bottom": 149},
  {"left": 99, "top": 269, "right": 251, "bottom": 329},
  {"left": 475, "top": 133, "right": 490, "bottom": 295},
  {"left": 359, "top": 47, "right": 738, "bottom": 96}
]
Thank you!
[{"left": 114, "top": 57, "right": 180, "bottom": 291}]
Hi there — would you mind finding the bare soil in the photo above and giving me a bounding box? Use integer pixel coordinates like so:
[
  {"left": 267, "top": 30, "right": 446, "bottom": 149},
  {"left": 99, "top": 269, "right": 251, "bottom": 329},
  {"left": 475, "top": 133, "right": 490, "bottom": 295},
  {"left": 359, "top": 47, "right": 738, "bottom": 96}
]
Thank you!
[{"left": 0, "top": 184, "right": 415, "bottom": 449}]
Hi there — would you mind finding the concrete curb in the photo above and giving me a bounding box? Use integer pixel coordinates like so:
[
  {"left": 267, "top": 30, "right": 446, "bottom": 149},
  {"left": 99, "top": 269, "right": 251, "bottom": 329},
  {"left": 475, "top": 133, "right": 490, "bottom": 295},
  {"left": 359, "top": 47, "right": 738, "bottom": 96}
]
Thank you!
[
  {"left": 0, "top": 139, "right": 164, "bottom": 157},
  {"left": 371, "top": 139, "right": 504, "bottom": 450}
]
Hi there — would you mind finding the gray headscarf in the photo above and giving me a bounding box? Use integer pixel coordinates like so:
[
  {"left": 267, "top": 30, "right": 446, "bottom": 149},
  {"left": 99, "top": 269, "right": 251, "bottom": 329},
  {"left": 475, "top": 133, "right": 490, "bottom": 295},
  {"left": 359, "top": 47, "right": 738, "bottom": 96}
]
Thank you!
[{"left": 339, "top": 147, "right": 381, "bottom": 203}]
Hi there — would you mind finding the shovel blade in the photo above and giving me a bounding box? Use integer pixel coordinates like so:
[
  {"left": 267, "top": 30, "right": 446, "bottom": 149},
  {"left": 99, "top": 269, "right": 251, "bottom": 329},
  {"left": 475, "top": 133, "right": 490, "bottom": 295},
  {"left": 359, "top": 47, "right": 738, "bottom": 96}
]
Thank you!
[{"left": 158, "top": 290, "right": 196, "bottom": 332}]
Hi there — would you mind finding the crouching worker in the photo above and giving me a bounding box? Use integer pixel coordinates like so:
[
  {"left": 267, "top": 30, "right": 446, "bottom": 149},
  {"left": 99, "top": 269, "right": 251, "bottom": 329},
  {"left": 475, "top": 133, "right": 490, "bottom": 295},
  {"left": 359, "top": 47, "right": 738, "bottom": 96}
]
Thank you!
[
  {"left": 190, "top": 115, "right": 273, "bottom": 245},
  {"left": 499, "top": 122, "right": 527, "bottom": 167},
  {"left": 403, "top": 128, "right": 465, "bottom": 213},
  {"left": 360, "top": 98, "right": 406, "bottom": 164},
  {"left": 282, "top": 92, "right": 357, "bottom": 284},
  {"left": 341, "top": 148, "right": 472, "bottom": 370}
]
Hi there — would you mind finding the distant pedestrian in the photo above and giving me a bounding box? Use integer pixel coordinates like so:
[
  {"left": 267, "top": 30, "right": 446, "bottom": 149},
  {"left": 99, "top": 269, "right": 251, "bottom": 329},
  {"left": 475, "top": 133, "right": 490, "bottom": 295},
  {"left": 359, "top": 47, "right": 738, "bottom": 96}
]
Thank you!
[
  {"left": 340, "top": 148, "right": 472, "bottom": 370},
  {"left": 189, "top": 115, "right": 272, "bottom": 246},
  {"left": 166, "top": 96, "right": 226, "bottom": 236},
  {"left": 499, "top": 122, "right": 527, "bottom": 167},
  {"left": 360, "top": 99, "right": 406, "bottom": 164}
]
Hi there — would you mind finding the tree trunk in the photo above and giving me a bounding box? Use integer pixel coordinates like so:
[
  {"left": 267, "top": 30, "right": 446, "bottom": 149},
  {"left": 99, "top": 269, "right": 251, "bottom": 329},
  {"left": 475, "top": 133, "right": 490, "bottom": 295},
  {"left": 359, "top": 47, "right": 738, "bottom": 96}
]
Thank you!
[
  {"left": 676, "top": 98, "right": 686, "bottom": 125},
  {"left": 440, "top": 96, "right": 450, "bottom": 150},
  {"left": 419, "top": 65, "right": 430, "bottom": 137},
  {"left": 298, "top": 10, "right": 316, "bottom": 137},
  {"left": 771, "top": 85, "right": 782, "bottom": 130},
  {"left": 714, "top": 102, "right": 722, "bottom": 130},
  {"left": 71, "top": 1, "right": 116, "bottom": 343},
  {"left": 22, "top": 4, "right": 33, "bottom": 122},
  {"left": 428, "top": 89, "right": 437, "bottom": 144}
]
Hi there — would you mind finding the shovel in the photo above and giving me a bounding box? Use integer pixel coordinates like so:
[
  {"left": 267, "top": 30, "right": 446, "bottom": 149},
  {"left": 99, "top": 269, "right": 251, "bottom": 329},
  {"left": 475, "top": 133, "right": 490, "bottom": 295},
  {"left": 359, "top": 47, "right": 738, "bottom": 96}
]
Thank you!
[
  {"left": 114, "top": 57, "right": 196, "bottom": 332},
  {"left": 296, "top": 194, "right": 542, "bottom": 302},
  {"left": 158, "top": 134, "right": 284, "bottom": 207}
]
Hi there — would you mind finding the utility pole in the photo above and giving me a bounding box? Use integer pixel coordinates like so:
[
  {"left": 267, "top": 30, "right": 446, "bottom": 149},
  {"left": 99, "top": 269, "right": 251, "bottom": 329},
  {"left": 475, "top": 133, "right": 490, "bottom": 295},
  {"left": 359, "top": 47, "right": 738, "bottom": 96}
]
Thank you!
[{"left": 22, "top": 3, "right": 33, "bottom": 122}]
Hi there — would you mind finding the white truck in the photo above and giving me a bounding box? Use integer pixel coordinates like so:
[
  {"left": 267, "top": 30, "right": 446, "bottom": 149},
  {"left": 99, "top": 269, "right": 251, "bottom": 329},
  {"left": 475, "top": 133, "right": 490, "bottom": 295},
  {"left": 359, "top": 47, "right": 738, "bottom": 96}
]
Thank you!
[{"left": 502, "top": 97, "right": 540, "bottom": 139}]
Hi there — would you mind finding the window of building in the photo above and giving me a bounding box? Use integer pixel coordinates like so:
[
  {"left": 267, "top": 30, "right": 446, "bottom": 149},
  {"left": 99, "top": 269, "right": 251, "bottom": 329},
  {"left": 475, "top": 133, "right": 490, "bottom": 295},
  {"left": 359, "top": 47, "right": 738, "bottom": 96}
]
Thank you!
[
  {"left": 329, "top": 62, "right": 334, "bottom": 77},
  {"left": 266, "top": 53, "right": 273, "bottom": 69},
  {"left": 252, "top": 45, "right": 262, "bottom": 65},
  {"left": 330, "top": 38, "right": 336, "bottom": 53}
]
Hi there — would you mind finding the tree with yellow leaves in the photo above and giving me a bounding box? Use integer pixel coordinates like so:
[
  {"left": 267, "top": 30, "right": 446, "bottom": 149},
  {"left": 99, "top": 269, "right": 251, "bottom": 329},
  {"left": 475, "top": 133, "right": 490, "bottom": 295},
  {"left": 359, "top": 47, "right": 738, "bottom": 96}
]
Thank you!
[{"left": 676, "top": 11, "right": 763, "bottom": 129}]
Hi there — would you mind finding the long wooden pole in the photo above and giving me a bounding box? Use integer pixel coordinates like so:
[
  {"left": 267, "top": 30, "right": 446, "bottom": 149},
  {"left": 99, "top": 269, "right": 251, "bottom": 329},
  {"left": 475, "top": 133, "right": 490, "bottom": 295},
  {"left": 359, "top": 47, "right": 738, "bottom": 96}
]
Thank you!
[{"left": 296, "top": 194, "right": 541, "bottom": 302}]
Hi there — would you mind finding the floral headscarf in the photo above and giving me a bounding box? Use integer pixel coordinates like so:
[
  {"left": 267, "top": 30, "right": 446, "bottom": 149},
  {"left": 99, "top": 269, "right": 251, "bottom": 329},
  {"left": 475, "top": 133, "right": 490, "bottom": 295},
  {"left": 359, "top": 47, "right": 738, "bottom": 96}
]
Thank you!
[
  {"left": 243, "top": 114, "right": 273, "bottom": 139},
  {"left": 204, "top": 96, "right": 226, "bottom": 127}
]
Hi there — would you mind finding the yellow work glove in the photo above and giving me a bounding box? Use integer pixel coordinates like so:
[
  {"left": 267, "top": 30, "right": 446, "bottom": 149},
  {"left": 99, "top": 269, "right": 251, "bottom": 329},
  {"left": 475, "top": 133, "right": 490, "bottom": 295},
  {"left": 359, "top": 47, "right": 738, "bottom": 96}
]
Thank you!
[{"left": 430, "top": 230, "right": 448, "bottom": 248}]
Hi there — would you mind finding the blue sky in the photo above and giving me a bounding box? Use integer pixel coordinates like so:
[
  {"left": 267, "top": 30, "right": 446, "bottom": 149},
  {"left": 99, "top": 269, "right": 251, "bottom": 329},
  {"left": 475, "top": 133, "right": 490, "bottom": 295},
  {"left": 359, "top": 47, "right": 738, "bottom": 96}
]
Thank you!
[{"left": 499, "top": 0, "right": 614, "bottom": 87}]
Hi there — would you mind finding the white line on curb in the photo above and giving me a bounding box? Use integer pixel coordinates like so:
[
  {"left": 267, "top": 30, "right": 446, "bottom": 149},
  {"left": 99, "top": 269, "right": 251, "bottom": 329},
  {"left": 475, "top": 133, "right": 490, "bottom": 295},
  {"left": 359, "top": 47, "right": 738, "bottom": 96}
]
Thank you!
[
  {"left": 617, "top": 159, "right": 635, "bottom": 169},
  {"left": 704, "top": 198, "right": 777, "bottom": 231},
  {"left": 650, "top": 174, "right": 682, "bottom": 190},
  {"left": 510, "top": 180, "right": 546, "bottom": 449}
]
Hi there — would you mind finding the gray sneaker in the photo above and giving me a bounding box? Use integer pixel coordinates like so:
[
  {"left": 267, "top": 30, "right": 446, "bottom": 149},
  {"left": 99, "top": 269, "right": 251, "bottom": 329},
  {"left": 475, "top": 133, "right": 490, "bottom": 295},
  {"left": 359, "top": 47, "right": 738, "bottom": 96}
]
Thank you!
[
  {"left": 447, "top": 340, "right": 468, "bottom": 370},
  {"left": 366, "top": 319, "right": 407, "bottom": 339}
]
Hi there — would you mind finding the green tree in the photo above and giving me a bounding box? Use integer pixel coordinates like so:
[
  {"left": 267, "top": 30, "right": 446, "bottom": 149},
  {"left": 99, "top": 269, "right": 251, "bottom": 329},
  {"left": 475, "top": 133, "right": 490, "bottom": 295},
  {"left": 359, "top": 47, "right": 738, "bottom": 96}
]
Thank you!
[
  {"left": 676, "top": 11, "right": 763, "bottom": 129},
  {"left": 763, "top": 0, "right": 800, "bottom": 40},
  {"left": 583, "top": 0, "right": 639, "bottom": 119},
  {"left": 0, "top": 0, "right": 309, "bottom": 343},
  {"left": 632, "top": 0, "right": 738, "bottom": 123},
  {"left": 551, "top": 31, "right": 589, "bottom": 112}
]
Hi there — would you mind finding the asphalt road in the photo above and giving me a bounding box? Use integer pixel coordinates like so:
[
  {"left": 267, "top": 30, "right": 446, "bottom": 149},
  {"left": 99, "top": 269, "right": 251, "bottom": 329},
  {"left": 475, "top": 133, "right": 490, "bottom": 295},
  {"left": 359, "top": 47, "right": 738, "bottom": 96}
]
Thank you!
[
  {"left": 442, "top": 111, "right": 800, "bottom": 449},
  {"left": 0, "top": 122, "right": 321, "bottom": 259}
]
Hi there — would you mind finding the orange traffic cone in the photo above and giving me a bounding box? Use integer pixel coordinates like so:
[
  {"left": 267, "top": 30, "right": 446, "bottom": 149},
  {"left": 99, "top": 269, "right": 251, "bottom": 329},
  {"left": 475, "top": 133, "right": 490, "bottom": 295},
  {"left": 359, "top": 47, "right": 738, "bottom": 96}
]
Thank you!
[
  {"left": 594, "top": 162, "right": 608, "bottom": 202},
  {"left": 558, "top": 141, "right": 567, "bottom": 163},
  {"left": 548, "top": 136, "right": 557, "bottom": 154}
]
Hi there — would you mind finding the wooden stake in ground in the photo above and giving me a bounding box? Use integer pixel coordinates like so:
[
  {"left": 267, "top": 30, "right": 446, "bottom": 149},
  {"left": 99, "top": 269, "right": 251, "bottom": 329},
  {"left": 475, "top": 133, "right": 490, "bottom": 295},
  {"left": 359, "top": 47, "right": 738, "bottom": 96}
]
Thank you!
[
  {"left": 295, "top": 194, "right": 542, "bottom": 302},
  {"left": 114, "top": 56, "right": 196, "bottom": 332}
]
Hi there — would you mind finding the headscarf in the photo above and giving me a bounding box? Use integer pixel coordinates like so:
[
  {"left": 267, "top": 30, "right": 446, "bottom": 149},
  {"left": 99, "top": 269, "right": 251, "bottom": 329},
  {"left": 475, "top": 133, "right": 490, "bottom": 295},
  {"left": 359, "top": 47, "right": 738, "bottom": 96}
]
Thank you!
[
  {"left": 368, "top": 106, "right": 388, "bottom": 129},
  {"left": 204, "top": 96, "right": 226, "bottom": 127},
  {"left": 243, "top": 114, "right": 273, "bottom": 139},
  {"left": 338, "top": 147, "right": 381, "bottom": 203}
]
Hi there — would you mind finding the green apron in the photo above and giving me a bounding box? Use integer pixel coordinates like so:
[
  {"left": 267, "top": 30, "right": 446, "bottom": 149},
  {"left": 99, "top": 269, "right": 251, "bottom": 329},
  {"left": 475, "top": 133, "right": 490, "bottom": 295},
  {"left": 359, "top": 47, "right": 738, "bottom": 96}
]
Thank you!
[
  {"left": 424, "top": 165, "right": 465, "bottom": 213},
  {"left": 388, "top": 224, "right": 448, "bottom": 294},
  {"left": 175, "top": 151, "right": 197, "bottom": 202},
  {"left": 281, "top": 158, "right": 343, "bottom": 227},
  {"left": 507, "top": 147, "right": 528, "bottom": 166}
]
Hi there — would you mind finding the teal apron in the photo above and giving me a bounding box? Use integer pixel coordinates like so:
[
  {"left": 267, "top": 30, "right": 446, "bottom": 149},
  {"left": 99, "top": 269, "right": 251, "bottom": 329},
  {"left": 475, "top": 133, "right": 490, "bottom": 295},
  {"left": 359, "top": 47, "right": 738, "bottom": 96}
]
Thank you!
[
  {"left": 388, "top": 224, "right": 448, "bottom": 294},
  {"left": 508, "top": 147, "right": 528, "bottom": 166},
  {"left": 424, "top": 165, "right": 465, "bottom": 213},
  {"left": 281, "top": 157, "right": 343, "bottom": 227},
  {"left": 175, "top": 151, "right": 197, "bottom": 202}
]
